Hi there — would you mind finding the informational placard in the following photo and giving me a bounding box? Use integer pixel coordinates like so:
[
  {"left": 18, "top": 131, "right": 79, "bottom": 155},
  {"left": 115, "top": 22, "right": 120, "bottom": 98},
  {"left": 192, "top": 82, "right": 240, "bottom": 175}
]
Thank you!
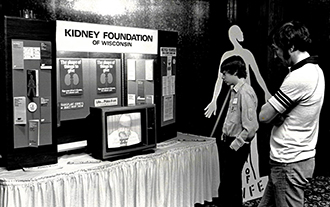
[
  {"left": 137, "top": 80, "right": 145, "bottom": 101},
  {"left": 127, "top": 59, "right": 136, "bottom": 80},
  {"left": 12, "top": 40, "right": 24, "bottom": 69},
  {"left": 40, "top": 42, "right": 52, "bottom": 69},
  {"left": 96, "top": 59, "right": 116, "bottom": 94},
  {"left": 145, "top": 60, "right": 154, "bottom": 80},
  {"left": 60, "top": 102, "right": 84, "bottom": 110},
  {"left": 28, "top": 119, "right": 40, "bottom": 147},
  {"left": 128, "top": 94, "right": 136, "bottom": 106},
  {"left": 56, "top": 20, "right": 158, "bottom": 54},
  {"left": 14, "top": 96, "right": 27, "bottom": 125},
  {"left": 160, "top": 47, "right": 176, "bottom": 126},
  {"left": 59, "top": 59, "right": 83, "bottom": 96},
  {"left": 163, "top": 95, "right": 174, "bottom": 121},
  {"left": 23, "top": 47, "right": 41, "bottom": 60},
  {"left": 160, "top": 47, "right": 177, "bottom": 57},
  {"left": 94, "top": 97, "right": 118, "bottom": 107}
]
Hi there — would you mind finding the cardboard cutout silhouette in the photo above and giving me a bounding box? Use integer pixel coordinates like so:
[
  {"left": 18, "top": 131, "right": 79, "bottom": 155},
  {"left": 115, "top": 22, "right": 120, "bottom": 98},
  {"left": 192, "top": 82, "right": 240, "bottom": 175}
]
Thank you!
[
  {"left": 205, "top": 25, "right": 270, "bottom": 201},
  {"left": 205, "top": 25, "right": 271, "bottom": 118}
]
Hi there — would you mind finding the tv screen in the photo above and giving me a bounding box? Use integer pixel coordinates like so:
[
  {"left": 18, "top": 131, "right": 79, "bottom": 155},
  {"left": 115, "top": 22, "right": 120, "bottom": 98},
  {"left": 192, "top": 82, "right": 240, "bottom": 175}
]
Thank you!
[
  {"left": 107, "top": 112, "right": 142, "bottom": 148},
  {"left": 88, "top": 104, "right": 157, "bottom": 160}
]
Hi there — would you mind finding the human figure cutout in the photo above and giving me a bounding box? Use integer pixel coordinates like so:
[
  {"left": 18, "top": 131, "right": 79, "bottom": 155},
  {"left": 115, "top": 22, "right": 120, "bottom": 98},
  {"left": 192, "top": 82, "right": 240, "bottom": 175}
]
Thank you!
[
  {"left": 204, "top": 25, "right": 271, "bottom": 118},
  {"left": 204, "top": 25, "right": 271, "bottom": 201}
]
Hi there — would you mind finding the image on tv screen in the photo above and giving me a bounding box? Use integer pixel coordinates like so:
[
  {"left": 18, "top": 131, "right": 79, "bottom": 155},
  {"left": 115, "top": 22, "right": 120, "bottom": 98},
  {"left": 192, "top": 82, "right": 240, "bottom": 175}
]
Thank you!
[{"left": 107, "top": 112, "right": 142, "bottom": 148}]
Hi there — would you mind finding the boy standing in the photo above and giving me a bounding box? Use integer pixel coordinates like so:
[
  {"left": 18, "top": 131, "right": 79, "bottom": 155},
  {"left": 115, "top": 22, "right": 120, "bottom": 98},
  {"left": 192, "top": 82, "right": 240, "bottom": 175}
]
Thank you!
[{"left": 218, "top": 55, "right": 259, "bottom": 207}]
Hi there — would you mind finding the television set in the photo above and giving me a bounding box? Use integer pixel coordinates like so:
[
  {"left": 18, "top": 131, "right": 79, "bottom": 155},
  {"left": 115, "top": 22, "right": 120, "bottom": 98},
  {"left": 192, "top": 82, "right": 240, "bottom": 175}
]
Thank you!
[{"left": 87, "top": 104, "right": 157, "bottom": 160}]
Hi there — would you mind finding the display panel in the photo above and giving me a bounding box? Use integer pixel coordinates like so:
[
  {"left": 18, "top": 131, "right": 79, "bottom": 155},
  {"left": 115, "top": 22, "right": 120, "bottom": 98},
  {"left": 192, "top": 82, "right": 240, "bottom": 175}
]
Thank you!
[
  {"left": 55, "top": 21, "right": 177, "bottom": 149},
  {"left": 56, "top": 52, "right": 122, "bottom": 150},
  {"left": 2, "top": 17, "right": 57, "bottom": 170},
  {"left": 160, "top": 47, "right": 176, "bottom": 127},
  {"left": 125, "top": 54, "right": 157, "bottom": 106},
  {"left": 155, "top": 31, "right": 178, "bottom": 142},
  {"left": 12, "top": 39, "right": 53, "bottom": 148},
  {"left": 56, "top": 53, "right": 122, "bottom": 121}
]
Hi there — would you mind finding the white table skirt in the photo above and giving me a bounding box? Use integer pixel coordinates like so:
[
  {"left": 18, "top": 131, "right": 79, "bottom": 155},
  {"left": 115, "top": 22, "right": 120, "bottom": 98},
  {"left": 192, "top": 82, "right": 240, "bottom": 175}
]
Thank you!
[{"left": 0, "top": 133, "right": 220, "bottom": 207}]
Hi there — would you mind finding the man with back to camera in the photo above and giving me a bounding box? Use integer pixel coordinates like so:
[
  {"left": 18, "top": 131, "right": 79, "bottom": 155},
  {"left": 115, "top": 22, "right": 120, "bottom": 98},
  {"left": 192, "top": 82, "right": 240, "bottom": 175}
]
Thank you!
[
  {"left": 217, "top": 55, "right": 259, "bottom": 207},
  {"left": 258, "top": 21, "right": 325, "bottom": 207}
]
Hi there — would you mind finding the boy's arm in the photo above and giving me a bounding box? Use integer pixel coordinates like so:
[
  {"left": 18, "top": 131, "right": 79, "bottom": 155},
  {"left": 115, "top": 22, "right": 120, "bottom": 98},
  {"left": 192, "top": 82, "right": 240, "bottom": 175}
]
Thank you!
[{"left": 230, "top": 92, "right": 258, "bottom": 151}]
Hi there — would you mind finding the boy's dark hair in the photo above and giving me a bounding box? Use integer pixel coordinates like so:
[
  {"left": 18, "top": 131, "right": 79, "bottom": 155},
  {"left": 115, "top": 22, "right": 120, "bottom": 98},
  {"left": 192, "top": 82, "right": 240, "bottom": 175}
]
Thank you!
[
  {"left": 269, "top": 20, "right": 312, "bottom": 52},
  {"left": 220, "top": 55, "right": 247, "bottom": 79}
]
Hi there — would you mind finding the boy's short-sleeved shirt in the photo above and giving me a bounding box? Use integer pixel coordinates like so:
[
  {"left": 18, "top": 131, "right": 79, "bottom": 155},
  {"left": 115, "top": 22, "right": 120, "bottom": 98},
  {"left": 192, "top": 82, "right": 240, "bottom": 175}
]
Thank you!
[{"left": 268, "top": 56, "right": 325, "bottom": 163}]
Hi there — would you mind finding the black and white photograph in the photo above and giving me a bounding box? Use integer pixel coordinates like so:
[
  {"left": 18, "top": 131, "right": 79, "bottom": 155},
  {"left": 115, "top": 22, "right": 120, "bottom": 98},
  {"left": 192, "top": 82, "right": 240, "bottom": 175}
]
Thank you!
[{"left": 0, "top": 1, "right": 329, "bottom": 207}]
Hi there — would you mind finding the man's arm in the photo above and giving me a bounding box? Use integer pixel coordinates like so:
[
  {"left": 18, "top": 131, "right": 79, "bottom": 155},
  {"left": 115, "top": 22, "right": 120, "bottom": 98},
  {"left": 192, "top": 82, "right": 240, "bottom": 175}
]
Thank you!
[{"left": 259, "top": 102, "right": 281, "bottom": 124}]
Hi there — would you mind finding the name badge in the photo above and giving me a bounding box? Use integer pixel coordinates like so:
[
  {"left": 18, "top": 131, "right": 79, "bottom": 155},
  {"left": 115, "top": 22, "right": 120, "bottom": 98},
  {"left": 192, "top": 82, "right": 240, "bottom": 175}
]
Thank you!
[{"left": 232, "top": 97, "right": 238, "bottom": 105}]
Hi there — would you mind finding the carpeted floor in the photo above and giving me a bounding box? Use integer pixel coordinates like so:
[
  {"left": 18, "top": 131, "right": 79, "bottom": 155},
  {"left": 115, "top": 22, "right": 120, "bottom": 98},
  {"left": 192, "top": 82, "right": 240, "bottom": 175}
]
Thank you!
[{"left": 196, "top": 176, "right": 330, "bottom": 207}]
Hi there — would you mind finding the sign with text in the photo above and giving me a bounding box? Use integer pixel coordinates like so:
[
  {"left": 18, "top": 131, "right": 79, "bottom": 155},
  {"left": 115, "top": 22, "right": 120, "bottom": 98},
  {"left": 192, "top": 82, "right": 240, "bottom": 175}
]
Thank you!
[
  {"left": 96, "top": 59, "right": 116, "bottom": 94},
  {"left": 242, "top": 137, "right": 268, "bottom": 202},
  {"left": 56, "top": 20, "right": 158, "bottom": 54},
  {"left": 59, "top": 59, "right": 83, "bottom": 96}
]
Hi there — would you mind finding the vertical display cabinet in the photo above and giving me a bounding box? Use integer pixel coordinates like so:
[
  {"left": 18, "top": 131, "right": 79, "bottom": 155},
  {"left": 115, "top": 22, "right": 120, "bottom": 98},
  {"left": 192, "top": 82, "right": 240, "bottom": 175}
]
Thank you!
[{"left": 1, "top": 16, "right": 57, "bottom": 170}]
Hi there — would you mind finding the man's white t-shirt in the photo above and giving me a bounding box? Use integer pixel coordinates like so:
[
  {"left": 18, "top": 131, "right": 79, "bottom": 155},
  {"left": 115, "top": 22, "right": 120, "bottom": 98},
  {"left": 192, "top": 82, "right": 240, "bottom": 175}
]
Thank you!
[{"left": 268, "top": 57, "right": 325, "bottom": 163}]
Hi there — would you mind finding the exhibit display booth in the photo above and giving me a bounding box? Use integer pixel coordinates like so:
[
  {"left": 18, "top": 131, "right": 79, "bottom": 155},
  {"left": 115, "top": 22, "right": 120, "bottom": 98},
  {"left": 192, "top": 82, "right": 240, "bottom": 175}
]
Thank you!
[
  {"left": 0, "top": 16, "right": 178, "bottom": 170},
  {"left": 0, "top": 15, "right": 221, "bottom": 207}
]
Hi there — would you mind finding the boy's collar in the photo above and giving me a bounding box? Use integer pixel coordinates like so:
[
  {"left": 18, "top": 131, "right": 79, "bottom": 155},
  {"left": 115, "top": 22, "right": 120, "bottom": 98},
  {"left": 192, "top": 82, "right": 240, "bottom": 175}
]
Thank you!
[{"left": 233, "top": 78, "right": 245, "bottom": 92}]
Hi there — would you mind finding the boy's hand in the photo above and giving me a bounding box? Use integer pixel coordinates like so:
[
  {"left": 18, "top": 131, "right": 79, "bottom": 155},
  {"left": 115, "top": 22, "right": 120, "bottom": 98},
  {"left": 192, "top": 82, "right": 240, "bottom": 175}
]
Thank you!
[{"left": 230, "top": 137, "right": 247, "bottom": 151}]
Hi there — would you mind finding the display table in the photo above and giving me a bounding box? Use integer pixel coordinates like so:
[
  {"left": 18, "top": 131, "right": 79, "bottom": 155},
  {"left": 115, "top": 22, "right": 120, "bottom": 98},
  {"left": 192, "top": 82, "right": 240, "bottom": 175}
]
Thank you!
[{"left": 0, "top": 133, "right": 219, "bottom": 207}]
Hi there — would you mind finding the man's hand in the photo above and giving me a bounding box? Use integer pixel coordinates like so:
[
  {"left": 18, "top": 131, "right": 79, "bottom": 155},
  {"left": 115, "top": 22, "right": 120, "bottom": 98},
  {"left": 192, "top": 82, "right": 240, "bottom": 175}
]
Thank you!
[{"left": 270, "top": 114, "right": 286, "bottom": 126}]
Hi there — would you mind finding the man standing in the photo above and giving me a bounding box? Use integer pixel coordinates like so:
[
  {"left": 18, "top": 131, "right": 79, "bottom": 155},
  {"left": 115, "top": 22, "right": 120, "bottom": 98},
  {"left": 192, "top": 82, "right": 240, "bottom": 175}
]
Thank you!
[
  {"left": 258, "top": 21, "right": 325, "bottom": 207},
  {"left": 217, "top": 55, "right": 259, "bottom": 207}
]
